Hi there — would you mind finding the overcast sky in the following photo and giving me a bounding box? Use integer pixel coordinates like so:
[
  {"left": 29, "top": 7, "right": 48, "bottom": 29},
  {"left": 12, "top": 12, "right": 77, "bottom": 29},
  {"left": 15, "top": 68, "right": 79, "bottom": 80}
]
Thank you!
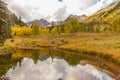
[{"left": 3, "top": 0, "right": 116, "bottom": 22}]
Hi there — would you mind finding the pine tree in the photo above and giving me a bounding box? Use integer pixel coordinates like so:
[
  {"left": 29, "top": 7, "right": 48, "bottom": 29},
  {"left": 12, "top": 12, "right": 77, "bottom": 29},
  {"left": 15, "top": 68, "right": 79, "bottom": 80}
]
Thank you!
[{"left": 32, "top": 22, "right": 40, "bottom": 36}]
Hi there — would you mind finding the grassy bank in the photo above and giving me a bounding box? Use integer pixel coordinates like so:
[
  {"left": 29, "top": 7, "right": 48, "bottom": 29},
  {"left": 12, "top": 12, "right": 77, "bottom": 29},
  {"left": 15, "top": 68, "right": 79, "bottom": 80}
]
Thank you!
[
  {"left": 59, "top": 33, "right": 120, "bottom": 65},
  {"left": 4, "top": 33, "right": 120, "bottom": 65}
]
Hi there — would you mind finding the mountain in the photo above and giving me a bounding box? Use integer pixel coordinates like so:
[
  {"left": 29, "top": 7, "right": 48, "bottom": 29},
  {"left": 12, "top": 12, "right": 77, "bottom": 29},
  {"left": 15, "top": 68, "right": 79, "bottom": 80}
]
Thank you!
[
  {"left": 85, "top": 0, "right": 120, "bottom": 22},
  {"left": 61, "top": 0, "right": 118, "bottom": 24},
  {"left": 58, "top": 0, "right": 120, "bottom": 33},
  {"left": 0, "top": 0, "right": 26, "bottom": 26},
  {"left": 27, "top": 19, "right": 64, "bottom": 27},
  {"left": 65, "top": 14, "right": 87, "bottom": 22},
  {"left": 0, "top": 0, "right": 13, "bottom": 45},
  {"left": 82, "top": 0, "right": 120, "bottom": 32},
  {"left": 0, "top": 0, "right": 25, "bottom": 45},
  {"left": 27, "top": 19, "right": 50, "bottom": 27},
  {"left": 0, "top": 0, "right": 10, "bottom": 14},
  {"left": 51, "top": 21, "right": 63, "bottom": 27}
]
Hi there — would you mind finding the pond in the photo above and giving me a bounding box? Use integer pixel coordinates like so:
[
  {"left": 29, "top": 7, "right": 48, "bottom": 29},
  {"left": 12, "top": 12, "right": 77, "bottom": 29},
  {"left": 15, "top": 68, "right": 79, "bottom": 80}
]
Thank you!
[{"left": 0, "top": 49, "right": 117, "bottom": 80}]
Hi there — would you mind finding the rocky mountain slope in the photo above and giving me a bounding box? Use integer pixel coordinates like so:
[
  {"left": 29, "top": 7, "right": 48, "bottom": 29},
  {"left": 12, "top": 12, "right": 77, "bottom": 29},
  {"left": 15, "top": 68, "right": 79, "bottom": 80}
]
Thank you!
[
  {"left": 81, "top": 0, "right": 120, "bottom": 32},
  {"left": 0, "top": 0, "right": 25, "bottom": 45},
  {"left": 27, "top": 19, "right": 50, "bottom": 27},
  {"left": 85, "top": 0, "right": 120, "bottom": 22}
]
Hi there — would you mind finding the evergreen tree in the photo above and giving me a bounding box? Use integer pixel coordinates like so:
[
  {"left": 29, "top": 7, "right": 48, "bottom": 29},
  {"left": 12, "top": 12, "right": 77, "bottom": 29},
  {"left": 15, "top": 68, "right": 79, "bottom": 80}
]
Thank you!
[{"left": 32, "top": 22, "right": 40, "bottom": 36}]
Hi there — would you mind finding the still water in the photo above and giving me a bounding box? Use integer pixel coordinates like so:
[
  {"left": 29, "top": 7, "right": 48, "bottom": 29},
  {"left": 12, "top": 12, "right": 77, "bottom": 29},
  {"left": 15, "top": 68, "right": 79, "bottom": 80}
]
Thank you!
[{"left": 0, "top": 49, "right": 115, "bottom": 80}]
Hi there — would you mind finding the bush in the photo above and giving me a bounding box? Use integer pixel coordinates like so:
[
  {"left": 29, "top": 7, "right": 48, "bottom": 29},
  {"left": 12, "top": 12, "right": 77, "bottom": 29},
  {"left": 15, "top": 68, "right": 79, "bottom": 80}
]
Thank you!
[{"left": 12, "top": 25, "right": 32, "bottom": 36}]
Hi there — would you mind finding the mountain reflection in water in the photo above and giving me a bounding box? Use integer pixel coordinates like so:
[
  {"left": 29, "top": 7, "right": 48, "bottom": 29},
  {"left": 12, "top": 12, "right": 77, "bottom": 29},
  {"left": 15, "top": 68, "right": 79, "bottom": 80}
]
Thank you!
[{"left": 6, "top": 57, "right": 114, "bottom": 80}]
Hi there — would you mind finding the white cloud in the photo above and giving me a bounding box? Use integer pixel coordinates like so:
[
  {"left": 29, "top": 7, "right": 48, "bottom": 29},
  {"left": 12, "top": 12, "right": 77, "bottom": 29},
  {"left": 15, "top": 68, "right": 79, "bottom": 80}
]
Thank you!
[
  {"left": 3, "top": 0, "right": 116, "bottom": 22},
  {"left": 63, "top": 0, "right": 97, "bottom": 15}
]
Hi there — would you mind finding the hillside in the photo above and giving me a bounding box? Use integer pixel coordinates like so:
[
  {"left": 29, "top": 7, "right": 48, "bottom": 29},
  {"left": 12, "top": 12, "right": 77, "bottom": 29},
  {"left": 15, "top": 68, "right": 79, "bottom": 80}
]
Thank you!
[
  {"left": 85, "top": 0, "right": 120, "bottom": 21},
  {"left": 0, "top": 0, "right": 26, "bottom": 45},
  {"left": 83, "top": 0, "right": 120, "bottom": 32}
]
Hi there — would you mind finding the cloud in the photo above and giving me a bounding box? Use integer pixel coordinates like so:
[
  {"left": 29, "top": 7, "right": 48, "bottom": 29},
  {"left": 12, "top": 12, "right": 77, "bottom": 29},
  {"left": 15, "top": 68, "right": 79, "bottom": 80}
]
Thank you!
[
  {"left": 52, "top": 7, "right": 68, "bottom": 21},
  {"left": 3, "top": 0, "right": 116, "bottom": 22},
  {"left": 63, "top": 0, "right": 97, "bottom": 14}
]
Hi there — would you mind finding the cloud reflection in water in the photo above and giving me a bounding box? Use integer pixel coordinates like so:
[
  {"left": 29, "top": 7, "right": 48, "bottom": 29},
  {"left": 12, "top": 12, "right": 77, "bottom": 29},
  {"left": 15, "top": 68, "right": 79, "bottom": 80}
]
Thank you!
[{"left": 6, "top": 58, "right": 115, "bottom": 80}]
